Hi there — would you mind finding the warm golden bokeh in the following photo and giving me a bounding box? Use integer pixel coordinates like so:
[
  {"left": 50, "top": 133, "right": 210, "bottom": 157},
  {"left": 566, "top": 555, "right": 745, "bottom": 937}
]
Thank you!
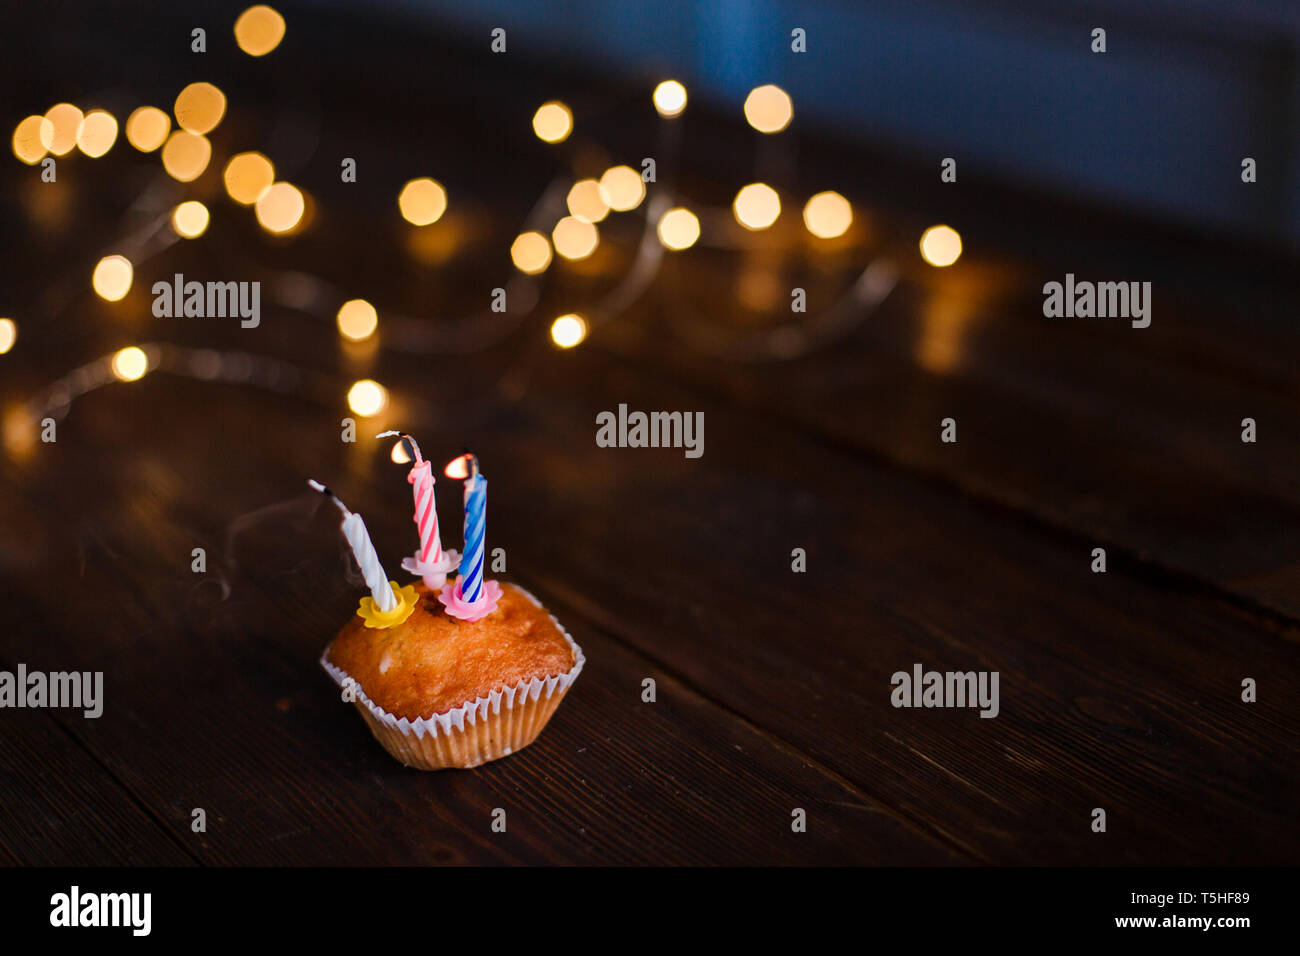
[
  {"left": 336, "top": 299, "right": 379, "bottom": 342},
  {"left": 171, "top": 200, "right": 210, "bottom": 238},
  {"left": 111, "top": 346, "right": 149, "bottom": 382},
  {"left": 532, "top": 101, "right": 572, "bottom": 143},
  {"left": 510, "top": 231, "right": 552, "bottom": 274},
  {"left": 3, "top": 403, "right": 38, "bottom": 460},
  {"left": 732, "top": 183, "right": 781, "bottom": 231},
  {"left": 743, "top": 84, "right": 793, "bottom": 134},
  {"left": 347, "top": 379, "right": 388, "bottom": 417},
  {"left": 44, "top": 103, "right": 84, "bottom": 155},
  {"left": 567, "top": 178, "right": 610, "bottom": 223},
  {"left": 550, "top": 313, "right": 588, "bottom": 349},
  {"left": 0, "top": 319, "right": 16, "bottom": 355},
  {"left": 657, "top": 207, "right": 700, "bottom": 250},
  {"left": 802, "top": 191, "right": 853, "bottom": 239},
  {"left": 223, "top": 152, "right": 276, "bottom": 205},
  {"left": 12, "top": 115, "right": 54, "bottom": 164},
  {"left": 398, "top": 177, "right": 447, "bottom": 226},
  {"left": 76, "top": 110, "right": 119, "bottom": 157},
  {"left": 234, "top": 5, "right": 286, "bottom": 56},
  {"left": 174, "top": 82, "right": 227, "bottom": 134},
  {"left": 598, "top": 165, "right": 645, "bottom": 212},
  {"left": 552, "top": 216, "right": 599, "bottom": 260},
  {"left": 403, "top": 213, "right": 460, "bottom": 264},
  {"left": 736, "top": 266, "right": 783, "bottom": 311},
  {"left": 92, "top": 255, "right": 133, "bottom": 301},
  {"left": 125, "top": 106, "right": 170, "bottom": 152},
  {"left": 161, "top": 131, "right": 212, "bottom": 182},
  {"left": 652, "top": 80, "right": 688, "bottom": 118},
  {"left": 915, "top": 293, "right": 977, "bottom": 375},
  {"left": 255, "top": 182, "right": 306, "bottom": 233},
  {"left": 920, "top": 225, "right": 963, "bottom": 267},
  {"left": 444, "top": 454, "right": 471, "bottom": 480}
]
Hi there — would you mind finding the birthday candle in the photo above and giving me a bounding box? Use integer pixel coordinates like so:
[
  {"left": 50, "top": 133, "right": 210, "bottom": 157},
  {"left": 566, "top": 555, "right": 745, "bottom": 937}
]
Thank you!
[
  {"left": 412, "top": 456, "right": 441, "bottom": 564},
  {"left": 308, "top": 480, "right": 397, "bottom": 612},
  {"left": 457, "top": 465, "right": 487, "bottom": 604},
  {"left": 378, "top": 431, "right": 442, "bottom": 565}
]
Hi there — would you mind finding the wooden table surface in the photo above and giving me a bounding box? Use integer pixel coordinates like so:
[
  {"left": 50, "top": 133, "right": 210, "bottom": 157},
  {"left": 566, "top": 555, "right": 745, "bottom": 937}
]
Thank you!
[{"left": 1, "top": 2, "right": 1297, "bottom": 866}]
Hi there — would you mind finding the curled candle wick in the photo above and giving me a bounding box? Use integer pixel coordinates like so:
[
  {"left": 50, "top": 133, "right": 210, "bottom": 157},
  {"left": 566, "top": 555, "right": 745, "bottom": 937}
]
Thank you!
[
  {"left": 376, "top": 429, "right": 422, "bottom": 464},
  {"left": 307, "top": 479, "right": 349, "bottom": 515}
]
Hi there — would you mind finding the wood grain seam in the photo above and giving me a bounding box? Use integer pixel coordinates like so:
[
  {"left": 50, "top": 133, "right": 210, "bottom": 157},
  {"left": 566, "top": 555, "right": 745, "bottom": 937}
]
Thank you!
[
  {"left": 512, "top": 574, "right": 986, "bottom": 864},
  {"left": 598, "top": 341, "right": 1300, "bottom": 642}
]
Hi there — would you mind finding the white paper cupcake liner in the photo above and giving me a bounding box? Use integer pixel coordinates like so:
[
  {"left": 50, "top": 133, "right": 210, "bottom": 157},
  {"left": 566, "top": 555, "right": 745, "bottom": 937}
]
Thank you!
[{"left": 320, "top": 585, "right": 584, "bottom": 770}]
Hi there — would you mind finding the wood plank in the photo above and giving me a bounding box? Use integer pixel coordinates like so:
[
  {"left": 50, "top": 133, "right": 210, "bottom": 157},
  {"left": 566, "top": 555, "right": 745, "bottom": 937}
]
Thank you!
[
  {"left": 480, "top": 346, "right": 1300, "bottom": 864},
  {"left": 6, "top": 330, "right": 1297, "bottom": 863},
  {"left": 2, "top": 0, "right": 1295, "bottom": 871},
  {"left": 0, "top": 377, "right": 958, "bottom": 864},
  {"left": 0, "top": 705, "right": 194, "bottom": 866},
  {"left": 604, "top": 250, "right": 1300, "bottom": 621}
]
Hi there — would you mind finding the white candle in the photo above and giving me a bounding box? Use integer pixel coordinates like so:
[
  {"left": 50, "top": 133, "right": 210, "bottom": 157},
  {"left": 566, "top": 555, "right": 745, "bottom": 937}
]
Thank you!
[{"left": 308, "top": 480, "right": 396, "bottom": 611}]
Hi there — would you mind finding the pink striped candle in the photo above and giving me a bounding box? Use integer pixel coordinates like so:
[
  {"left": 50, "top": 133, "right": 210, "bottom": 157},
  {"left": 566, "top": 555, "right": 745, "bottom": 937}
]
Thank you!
[
  {"left": 408, "top": 445, "right": 441, "bottom": 564},
  {"left": 378, "top": 431, "right": 459, "bottom": 589}
]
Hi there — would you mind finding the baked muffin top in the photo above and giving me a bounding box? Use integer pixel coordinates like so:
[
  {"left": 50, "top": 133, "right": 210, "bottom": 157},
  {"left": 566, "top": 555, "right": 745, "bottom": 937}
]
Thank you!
[{"left": 325, "top": 582, "right": 575, "bottom": 720}]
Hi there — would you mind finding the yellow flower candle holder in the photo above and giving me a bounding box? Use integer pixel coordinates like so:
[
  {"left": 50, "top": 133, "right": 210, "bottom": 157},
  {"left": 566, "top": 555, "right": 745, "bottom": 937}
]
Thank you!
[{"left": 356, "top": 581, "right": 418, "bottom": 629}]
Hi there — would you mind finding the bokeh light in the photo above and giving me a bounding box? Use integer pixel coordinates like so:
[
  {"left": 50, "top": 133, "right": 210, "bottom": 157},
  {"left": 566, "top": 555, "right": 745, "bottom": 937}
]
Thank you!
[
  {"left": 743, "top": 84, "right": 793, "bottom": 134},
  {"left": 736, "top": 266, "right": 782, "bottom": 311},
  {"left": 44, "top": 104, "right": 84, "bottom": 156},
  {"left": 916, "top": 294, "right": 976, "bottom": 375},
  {"left": 398, "top": 177, "right": 447, "bottom": 226},
  {"left": 111, "top": 346, "right": 149, "bottom": 382},
  {"left": 802, "top": 191, "right": 853, "bottom": 239},
  {"left": 920, "top": 225, "right": 963, "bottom": 267},
  {"left": 234, "top": 5, "right": 286, "bottom": 56},
  {"left": 550, "top": 313, "right": 588, "bottom": 348},
  {"left": 390, "top": 439, "right": 411, "bottom": 464},
  {"left": 223, "top": 152, "right": 275, "bottom": 205},
  {"left": 4, "top": 404, "right": 38, "bottom": 460},
  {"left": 255, "top": 182, "right": 305, "bottom": 233},
  {"left": 161, "top": 131, "right": 212, "bottom": 182},
  {"left": 336, "top": 299, "right": 378, "bottom": 342},
  {"left": 12, "top": 115, "right": 54, "bottom": 164},
  {"left": 0, "top": 319, "right": 15, "bottom": 355},
  {"left": 171, "top": 200, "right": 210, "bottom": 238},
  {"left": 173, "top": 82, "right": 227, "bottom": 135},
  {"left": 510, "top": 231, "right": 552, "bottom": 274},
  {"left": 732, "top": 183, "right": 781, "bottom": 231},
  {"left": 652, "top": 80, "right": 687, "bottom": 118},
  {"left": 657, "top": 207, "right": 700, "bottom": 250},
  {"left": 125, "top": 106, "right": 170, "bottom": 152},
  {"left": 532, "top": 101, "right": 572, "bottom": 143},
  {"left": 347, "top": 379, "right": 388, "bottom": 417},
  {"left": 598, "top": 165, "right": 645, "bottom": 211},
  {"left": 76, "top": 110, "right": 118, "bottom": 158},
  {"left": 92, "top": 255, "right": 133, "bottom": 302},
  {"left": 3, "top": 403, "right": 35, "bottom": 460},
  {"left": 567, "top": 178, "right": 610, "bottom": 223},
  {"left": 552, "top": 216, "right": 599, "bottom": 260}
]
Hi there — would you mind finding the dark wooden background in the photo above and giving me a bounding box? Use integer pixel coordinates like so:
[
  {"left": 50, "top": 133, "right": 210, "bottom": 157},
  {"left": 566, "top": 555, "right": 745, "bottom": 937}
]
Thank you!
[{"left": 0, "top": 1, "right": 1297, "bottom": 865}]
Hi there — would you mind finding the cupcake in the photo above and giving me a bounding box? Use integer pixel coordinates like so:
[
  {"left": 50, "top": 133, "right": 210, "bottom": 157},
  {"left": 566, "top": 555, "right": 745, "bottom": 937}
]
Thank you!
[
  {"left": 320, "top": 581, "right": 583, "bottom": 770},
  {"left": 309, "top": 441, "right": 582, "bottom": 771}
]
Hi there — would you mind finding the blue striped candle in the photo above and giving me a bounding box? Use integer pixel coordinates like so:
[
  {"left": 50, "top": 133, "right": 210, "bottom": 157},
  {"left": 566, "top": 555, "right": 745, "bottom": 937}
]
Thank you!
[{"left": 456, "top": 470, "right": 486, "bottom": 604}]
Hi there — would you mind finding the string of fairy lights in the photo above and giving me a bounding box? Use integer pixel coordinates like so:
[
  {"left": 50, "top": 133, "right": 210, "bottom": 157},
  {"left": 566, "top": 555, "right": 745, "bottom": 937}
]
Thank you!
[{"left": 2, "top": 4, "right": 966, "bottom": 462}]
